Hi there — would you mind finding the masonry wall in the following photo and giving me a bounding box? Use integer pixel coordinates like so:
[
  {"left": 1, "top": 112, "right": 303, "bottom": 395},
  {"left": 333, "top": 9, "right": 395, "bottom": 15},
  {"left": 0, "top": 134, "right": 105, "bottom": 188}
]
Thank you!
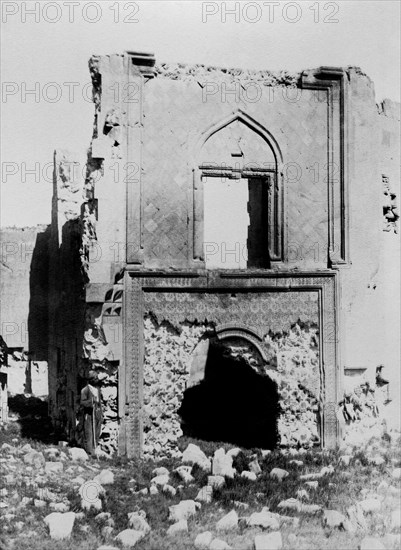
[{"left": 45, "top": 53, "right": 400, "bottom": 453}]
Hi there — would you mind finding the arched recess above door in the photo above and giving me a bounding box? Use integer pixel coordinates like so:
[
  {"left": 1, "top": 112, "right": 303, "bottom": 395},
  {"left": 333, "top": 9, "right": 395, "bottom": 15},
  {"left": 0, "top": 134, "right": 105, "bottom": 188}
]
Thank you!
[{"left": 192, "top": 110, "right": 284, "bottom": 266}]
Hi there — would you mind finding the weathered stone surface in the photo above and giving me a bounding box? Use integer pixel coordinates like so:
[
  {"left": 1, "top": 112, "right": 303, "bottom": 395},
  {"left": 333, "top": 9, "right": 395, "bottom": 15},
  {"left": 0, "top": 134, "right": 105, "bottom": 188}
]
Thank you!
[
  {"left": 254, "top": 532, "right": 283, "bottom": 550},
  {"left": 194, "top": 531, "right": 213, "bottom": 549},
  {"left": 182, "top": 444, "right": 211, "bottom": 471},
  {"left": 278, "top": 498, "right": 300, "bottom": 511},
  {"left": 212, "top": 448, "right": 236, "bottom": 478},
  {"left": 216, "top": 510, "right": 238, "bottom": 531},
  {"left": 322, "top": 509, "right": 346, "bottom": 529},
  {"left": 162, "top": 485, "right": 176, "bottom": 497},
  {"left": 175, "top": 466, "right": 194, "bottom": 483},
  {"left": 115, "top": 529, "right": 145, "bottom": 547},
  {"left": 94, "top": 469, "right": 114, "bottom": 485},
  {"left": 152, "top": 467, "right": 169, "bottom": 476},
  {"left": 49, "top": 502, "right": 69, "bottom": 512},
  {"left": 68, "top": 448, "right": 89, "bottom": 461},
  {"left": 196, "top": 486, "right": 212, "bottom": 503},
  {"left": 81, "top": 497, "right": 102, "bottom": 511},
  {"left": 45, "top": 462, "right": 63, "bottom": 474},
  {"left": 169, "top": 500, "right": 198, "bottom": 522},
  {"left": 151, "top": 474, "right": 169, "bottom": 487},
  {"left": 248, "top": 510, "right": 280, "bottom": 530},
  {"left": 249, "top": 458, "right": 262, "bottom": 475},
  {"left": 167, "top": 520, "right": 188, "bottom": 535},
  {"left": 241, "top": 471, "right": 257, "bottom": 481},
  {"left": 44, "top": 511, "right": 75, "bottom": 540},
  {"left": 270, "top": 468, "right": 289, "bottom": 481},
  {"left": 208, "top": 475, "right": 225, "bottom": 489},
  {"left": 209, "top": 539, "right": 232, "bottom": 550},
  {"left": 24, "top": 451, "right": 45, "bottom": 469},
  {"left": 127, "top": 511, "right": 150, "bottom": 534}
]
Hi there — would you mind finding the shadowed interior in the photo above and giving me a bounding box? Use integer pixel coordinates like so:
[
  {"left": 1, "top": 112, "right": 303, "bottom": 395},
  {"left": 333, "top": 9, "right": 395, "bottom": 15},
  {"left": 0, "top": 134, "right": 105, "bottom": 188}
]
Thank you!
[{"left": 178, "top": 341, "right": 280, "bottom": 449}]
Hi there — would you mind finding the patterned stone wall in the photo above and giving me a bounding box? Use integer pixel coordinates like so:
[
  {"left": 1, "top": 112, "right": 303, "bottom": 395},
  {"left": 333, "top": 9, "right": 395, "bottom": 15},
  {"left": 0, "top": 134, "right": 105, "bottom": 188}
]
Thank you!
[
  {"left": 141, "top": 74, "right": 328, "bottom": 268},
  {"left": 143, "top": 314, "right": 320, "bottom": 459}
]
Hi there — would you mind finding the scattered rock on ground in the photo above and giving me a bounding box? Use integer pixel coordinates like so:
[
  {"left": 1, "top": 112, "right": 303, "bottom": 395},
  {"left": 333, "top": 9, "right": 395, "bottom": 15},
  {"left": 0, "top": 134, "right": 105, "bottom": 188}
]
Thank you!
[
  {"left": 208, "top": 475, "right": 225, "bottom": 489},
  {"left": 115, "top": 529, "right": 146, "bottom": 547},
  {"left": 24, "top": 451, "right": 45, "bottom": 469},
  {"left": 196, "top": 486, "right": 212, "bottom": 503},
  {"left": 167, "top": 519, "right": 188, "bottom": 535},
  {"left": 270, "top": 468, "right": 289, "bottom": 481},
  {"left": 182, "top": 444, "right": 211, "bottom": 471},
  {"left": 44, "top": 511, "right": 75, "bottom": 540},
  {"left": 153, "top": 467, "right": 169, "bottom": 476},
  {"left": 169, "top": 500, "right": 199, "bottom": 522},
  {"left": 248, "top": 509, "right": 280, "bottom": 530},
  {"left": 68, "top": 448, "right": 89, "bottom": 461},
  {"left": 45, "top": 462, "right": 63, "bottom": 474},
  {"left": 216, "top": 510, "right": 238, "bottom": 531},
  {"left": 174, "top": 465, "right": 194, "bottom": 483},
  {"left": 241, "top": 471, "right": 257, "bottom": 481},
  {"left": 127, "top": 511, "right": 151, "bottom": 534},
  {"left": 212, "top": 448, "right": 236, "bottom": 478},
  {"left": 322, "top": 509, "right": 347, "bottom": 529},
  {"left": 254, "top": 531, "right": 283, "bottom": 550},
  {"left": 194, "top": 531, "right": 213, "bottom": 549},
  {"left": 94, "top": 469, "right": 114, "bottom": 485}
]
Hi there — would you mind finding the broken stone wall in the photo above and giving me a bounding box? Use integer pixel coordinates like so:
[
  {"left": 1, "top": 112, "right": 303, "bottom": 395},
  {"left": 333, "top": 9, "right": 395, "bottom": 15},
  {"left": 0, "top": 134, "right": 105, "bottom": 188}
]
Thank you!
[
  {"left": 143, "top": 316, "right": 320, "bottom": 459},
  {"left": 377, "top": 99, "right": 400, "bottom": 427},
  {"left": 340, "top": 70, "right": 400, "bottom": 430}
]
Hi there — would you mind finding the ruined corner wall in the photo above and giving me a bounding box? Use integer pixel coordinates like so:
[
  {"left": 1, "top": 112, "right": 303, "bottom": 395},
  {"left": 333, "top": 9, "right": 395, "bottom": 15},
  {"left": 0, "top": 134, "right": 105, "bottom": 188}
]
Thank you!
[{"left": 340, "top": 71, "right": 400, "bottom": 427}]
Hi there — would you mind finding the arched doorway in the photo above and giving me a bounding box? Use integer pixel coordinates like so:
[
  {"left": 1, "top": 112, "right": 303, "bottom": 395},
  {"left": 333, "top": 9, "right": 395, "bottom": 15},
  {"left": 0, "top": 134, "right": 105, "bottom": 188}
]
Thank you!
[{"left": 178, "top": 336, "right": 280, "bottom": 449}]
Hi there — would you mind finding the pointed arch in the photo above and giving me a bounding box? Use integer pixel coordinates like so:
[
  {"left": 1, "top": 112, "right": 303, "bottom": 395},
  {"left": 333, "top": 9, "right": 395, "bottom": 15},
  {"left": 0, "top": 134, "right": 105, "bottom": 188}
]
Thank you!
[
  {"left": 192, "top": 109, "right": 283, "bottom": 167},
  {"left": 191, "top": 110, "right": 285, "bottom": 267}
]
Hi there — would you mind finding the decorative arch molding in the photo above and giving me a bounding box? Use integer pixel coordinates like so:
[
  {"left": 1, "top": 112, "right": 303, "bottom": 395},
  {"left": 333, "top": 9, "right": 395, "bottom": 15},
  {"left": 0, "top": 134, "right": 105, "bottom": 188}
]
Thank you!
[
  {"left": 191, "top": 109, "right": 284, "bottom": 167},
  {"left": 215, "top": 324, "right": 272, "bottom": 364},
  {"left": 191, "top": 109, "right": 285, "bottom": 266}
]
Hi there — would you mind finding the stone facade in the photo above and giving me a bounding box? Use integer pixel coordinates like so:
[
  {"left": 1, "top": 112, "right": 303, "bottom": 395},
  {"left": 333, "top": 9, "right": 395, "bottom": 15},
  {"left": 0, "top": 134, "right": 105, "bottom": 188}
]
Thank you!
[{"left": 2, "top": 51, "right": 398, "bottom": 456}]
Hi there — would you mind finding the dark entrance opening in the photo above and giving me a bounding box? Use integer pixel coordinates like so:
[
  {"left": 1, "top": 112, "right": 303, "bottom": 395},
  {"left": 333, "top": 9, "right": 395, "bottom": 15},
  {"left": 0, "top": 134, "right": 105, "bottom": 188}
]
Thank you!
[{"left": 178, "top": 340, "right": 280, "bottom": 449}]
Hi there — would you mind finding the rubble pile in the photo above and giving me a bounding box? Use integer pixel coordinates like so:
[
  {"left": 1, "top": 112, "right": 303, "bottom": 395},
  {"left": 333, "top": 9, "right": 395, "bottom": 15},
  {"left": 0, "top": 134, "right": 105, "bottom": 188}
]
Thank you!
[{"left": 340, "top": 378, "right": 390, "bottom": 447}]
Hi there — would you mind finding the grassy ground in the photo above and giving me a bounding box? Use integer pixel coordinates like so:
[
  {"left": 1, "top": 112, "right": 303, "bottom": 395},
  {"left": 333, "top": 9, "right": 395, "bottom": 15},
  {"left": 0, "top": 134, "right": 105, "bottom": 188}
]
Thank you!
[{"left": 1, "top": 415, "right": 400, "bottom": 550}]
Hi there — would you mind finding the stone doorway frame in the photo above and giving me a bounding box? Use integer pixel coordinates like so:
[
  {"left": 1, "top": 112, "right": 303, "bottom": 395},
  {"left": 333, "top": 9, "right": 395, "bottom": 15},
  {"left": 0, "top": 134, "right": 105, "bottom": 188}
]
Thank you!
[{"left": 120, "top": 270, "right": 341, "bottom": 457}]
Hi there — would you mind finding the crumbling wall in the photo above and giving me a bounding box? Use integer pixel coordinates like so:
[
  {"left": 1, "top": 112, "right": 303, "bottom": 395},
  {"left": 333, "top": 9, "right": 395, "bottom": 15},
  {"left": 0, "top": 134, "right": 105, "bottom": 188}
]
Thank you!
[
  {"left": 339, "top": 375, "right": 392, "bottom": 447},
  {"left": 263, "top": 324, "right": 320, "bottom": 448},
  {"left": 341, "top": 73, "right": 400, "bottom": 408},
  {"left": 143, "top": 317, "right": 320, "bottom": 459},
  {"left": 143, "top": 316, "right": 208, "bottom": 459}
]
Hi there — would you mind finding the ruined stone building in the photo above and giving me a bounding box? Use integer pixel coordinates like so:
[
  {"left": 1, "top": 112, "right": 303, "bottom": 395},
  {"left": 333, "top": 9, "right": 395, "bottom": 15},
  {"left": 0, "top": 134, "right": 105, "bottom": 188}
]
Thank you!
[{"left": 1, "top": 51, "right": 399, "bottom": 457}]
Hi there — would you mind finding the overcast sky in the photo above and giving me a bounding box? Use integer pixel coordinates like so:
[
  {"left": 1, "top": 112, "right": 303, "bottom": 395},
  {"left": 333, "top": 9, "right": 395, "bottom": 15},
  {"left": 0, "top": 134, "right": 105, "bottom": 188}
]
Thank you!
[{"left": 1, "top": 0, "right": 400, "bottom": 227}]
